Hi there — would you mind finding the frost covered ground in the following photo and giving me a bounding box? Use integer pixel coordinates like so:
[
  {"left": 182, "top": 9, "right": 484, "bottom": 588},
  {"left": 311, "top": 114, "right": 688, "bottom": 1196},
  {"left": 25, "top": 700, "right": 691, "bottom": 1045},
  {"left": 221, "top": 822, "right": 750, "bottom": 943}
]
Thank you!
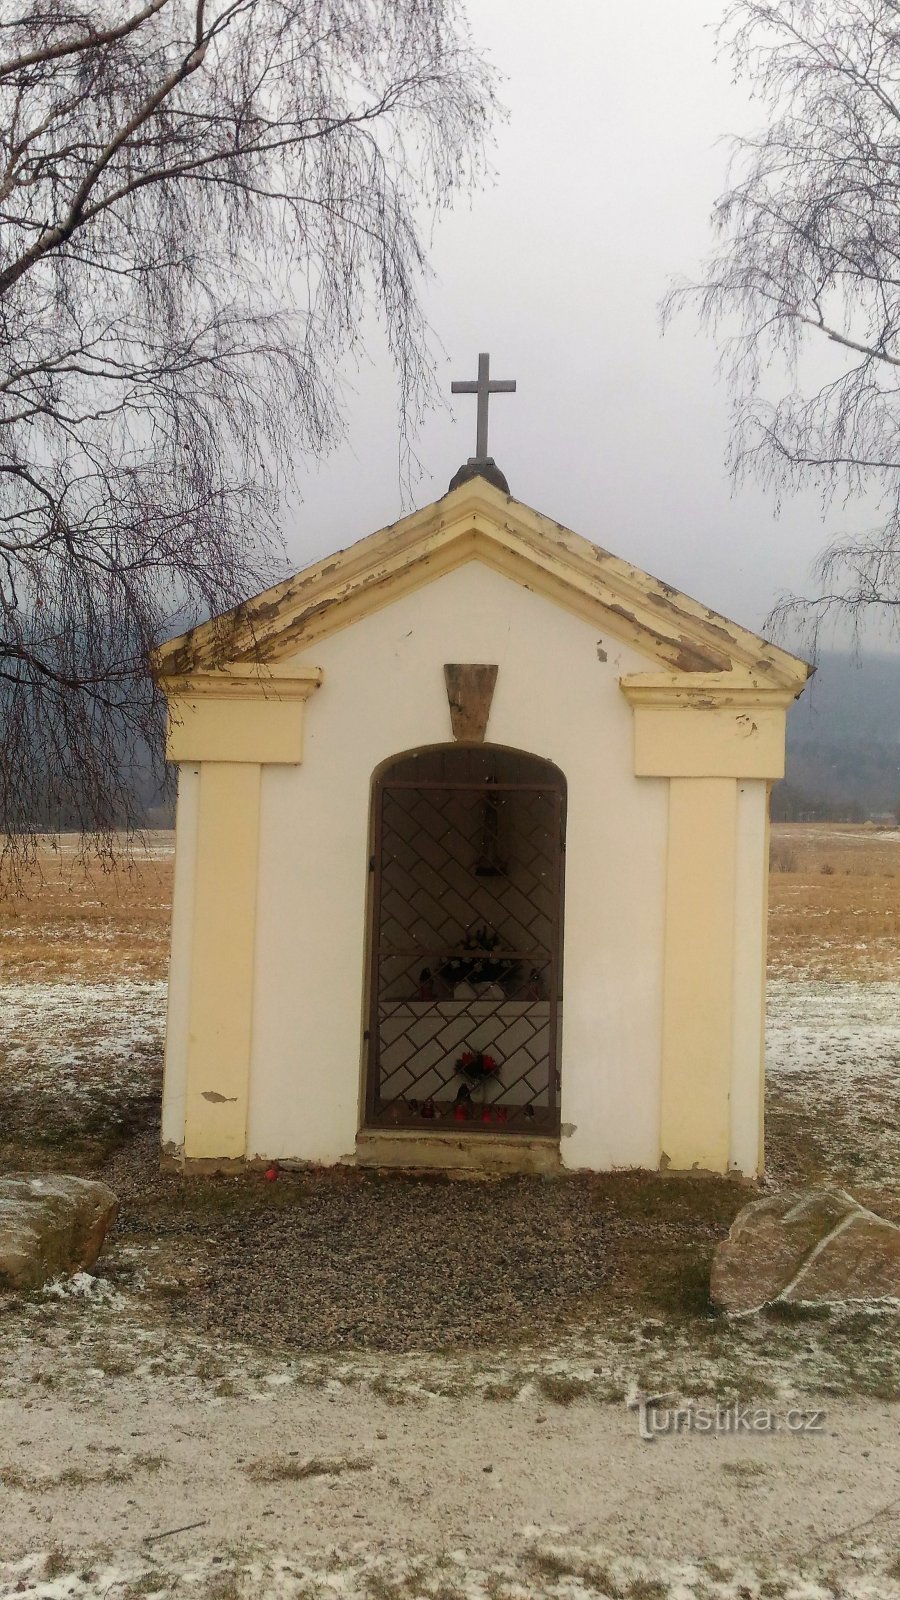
[
  {"left": 767, "top": 978, "right": 900, "bottom": 1201},
  {"left": 2, "top": 1368, "right": 900, "bottom": 1600},
  {"left": 1, "top": 968, "right": 900, "bottom": 1406},
  {"left": 7, "top": 1528, "right": 900, "bottom": 1600},
  {"left": 0, "top": 979, "right": 165, "bottom": 1151},
  {"left": 3, "top": 965, "right": 898, "bottom": 1204}
]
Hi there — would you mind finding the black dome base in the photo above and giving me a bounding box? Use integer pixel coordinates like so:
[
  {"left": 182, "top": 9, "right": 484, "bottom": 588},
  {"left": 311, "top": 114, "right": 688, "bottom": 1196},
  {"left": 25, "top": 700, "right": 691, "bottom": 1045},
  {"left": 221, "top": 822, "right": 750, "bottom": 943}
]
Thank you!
[{"left": 448, "top": 458, "right": 510, "bottom": 495}]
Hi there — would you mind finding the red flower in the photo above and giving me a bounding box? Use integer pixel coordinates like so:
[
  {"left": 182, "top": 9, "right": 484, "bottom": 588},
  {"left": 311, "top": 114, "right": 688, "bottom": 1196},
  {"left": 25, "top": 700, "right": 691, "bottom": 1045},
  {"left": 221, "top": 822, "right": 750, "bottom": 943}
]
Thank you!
[{"left": 456, "top": 1048, "right": 502, "bottom": 1080}]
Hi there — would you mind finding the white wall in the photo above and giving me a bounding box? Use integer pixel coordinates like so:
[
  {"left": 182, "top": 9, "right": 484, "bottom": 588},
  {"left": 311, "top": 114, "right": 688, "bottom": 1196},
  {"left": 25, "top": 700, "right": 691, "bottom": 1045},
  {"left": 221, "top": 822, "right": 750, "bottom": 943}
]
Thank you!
[
  {"left": 729, "top": 780, "right": 769, "bottom": 1176},
  {"left": 161, "top": 762, "right": 199, "bottom": 1150},
  {"left": 244, "top": 560, "right": 670, "bottom": 1169}
]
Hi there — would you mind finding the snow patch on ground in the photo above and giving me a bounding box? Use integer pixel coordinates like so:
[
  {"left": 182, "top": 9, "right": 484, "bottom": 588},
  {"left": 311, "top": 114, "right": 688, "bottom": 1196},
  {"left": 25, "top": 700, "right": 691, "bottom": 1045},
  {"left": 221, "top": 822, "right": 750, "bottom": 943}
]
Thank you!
[
  {"left": 43, "top": 1272, "right": 126, "bottom": 1309},
  {"left": 767, "top": 979, "right": 900, "bottom": 1077},
  {"left": 0, "top": 973, "right": 899, "bottom": 1594},
  {"left": 3, "top": 1252, "right": 899, "bottom": 1416},
  {"left": 767, "top": 980, "right": 900, "bottom": 1192},
  {"left": 3, "top": 1538, "right": 900, "bottom": 1600},
  {"left": 0, "top": 978, "right": 166, "bottom": 1069},
  {"left": 1, "top": 971, "right": 896, "bottom": 1160},
  {"left": 0, "top": 978, "right": 166, "bottom": 1137}
]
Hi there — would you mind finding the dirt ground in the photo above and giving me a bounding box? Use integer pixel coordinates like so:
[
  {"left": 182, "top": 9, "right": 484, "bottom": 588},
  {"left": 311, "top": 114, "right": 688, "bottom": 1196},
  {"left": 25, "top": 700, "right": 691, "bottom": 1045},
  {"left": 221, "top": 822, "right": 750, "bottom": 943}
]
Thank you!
[
  {"left": 2, "top": 825, "right": 900, "bottom": 1598},
  {"left": 4, "top": 1387, "right": 900, "bottom": 1600}
]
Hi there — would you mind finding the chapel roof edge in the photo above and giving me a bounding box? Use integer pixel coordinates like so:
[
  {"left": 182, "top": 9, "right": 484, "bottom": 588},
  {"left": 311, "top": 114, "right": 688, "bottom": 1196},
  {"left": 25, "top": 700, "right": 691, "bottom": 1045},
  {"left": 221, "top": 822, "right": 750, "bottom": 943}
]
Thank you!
[{"left": 153, "top": 478, "right": 811, "bottom": 695}]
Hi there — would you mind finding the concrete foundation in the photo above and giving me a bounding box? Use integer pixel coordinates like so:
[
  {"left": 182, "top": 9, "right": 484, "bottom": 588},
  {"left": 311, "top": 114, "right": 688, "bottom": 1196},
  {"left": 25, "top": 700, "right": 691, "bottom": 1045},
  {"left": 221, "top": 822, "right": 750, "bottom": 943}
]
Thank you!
[{"left": 354, "top": 1130, "right": 562, "bottom": 1174}]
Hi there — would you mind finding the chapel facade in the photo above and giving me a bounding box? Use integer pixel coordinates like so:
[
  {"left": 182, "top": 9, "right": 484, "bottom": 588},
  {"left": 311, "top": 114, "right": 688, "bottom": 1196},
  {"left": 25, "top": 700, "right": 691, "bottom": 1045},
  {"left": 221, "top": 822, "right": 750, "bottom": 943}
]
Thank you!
[{"left": 155, "top": 469, "right": 810, "bottom": 1177}]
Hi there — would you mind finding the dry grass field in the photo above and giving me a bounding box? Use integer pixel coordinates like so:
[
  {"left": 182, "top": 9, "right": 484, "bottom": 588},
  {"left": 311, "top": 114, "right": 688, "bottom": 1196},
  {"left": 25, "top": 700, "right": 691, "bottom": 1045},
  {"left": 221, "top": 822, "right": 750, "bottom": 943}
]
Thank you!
[
  {"left": 769, "top": 821, "right": 900, "bottom": 981},
  {"left": 0, "top": 834, "right": 173, "bottom": 984},
  {"left": 3, "top": 820, "right": 898, "bottom": 986}
]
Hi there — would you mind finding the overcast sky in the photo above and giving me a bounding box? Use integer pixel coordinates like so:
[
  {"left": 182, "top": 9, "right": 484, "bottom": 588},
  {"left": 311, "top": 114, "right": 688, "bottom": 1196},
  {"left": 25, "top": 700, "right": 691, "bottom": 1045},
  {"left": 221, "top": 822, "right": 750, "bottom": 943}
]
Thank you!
[{"left": 282, "top": 0, "right": 864, "bottom": 644}]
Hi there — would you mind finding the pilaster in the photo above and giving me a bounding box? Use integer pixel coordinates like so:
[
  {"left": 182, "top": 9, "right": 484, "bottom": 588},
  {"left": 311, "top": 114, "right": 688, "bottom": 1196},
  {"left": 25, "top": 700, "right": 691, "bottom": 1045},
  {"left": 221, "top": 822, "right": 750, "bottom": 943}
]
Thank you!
[
  {"left": 159, "top": 664, "right": 322, "bottom": 1163},
  {"left": 620, "top": 672, "right": 793, "bottom": 1175}
]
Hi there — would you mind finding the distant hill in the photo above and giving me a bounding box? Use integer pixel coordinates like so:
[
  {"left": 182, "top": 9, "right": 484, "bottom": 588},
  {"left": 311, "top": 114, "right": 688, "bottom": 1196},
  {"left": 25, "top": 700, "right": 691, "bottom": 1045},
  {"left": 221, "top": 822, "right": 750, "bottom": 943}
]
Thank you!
[{"left": 777, "top": 651, "right": 900, "bottom": 821}]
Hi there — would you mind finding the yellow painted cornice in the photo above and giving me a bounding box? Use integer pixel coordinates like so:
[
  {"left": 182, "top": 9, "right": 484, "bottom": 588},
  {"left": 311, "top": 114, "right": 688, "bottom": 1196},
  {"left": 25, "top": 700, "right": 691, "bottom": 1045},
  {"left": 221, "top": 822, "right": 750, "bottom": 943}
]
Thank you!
[
  {"left": 619, "top": 672, "right": 802, "bottom": 711},
  {"left": 622, "top": 671, "right": 794, "bottom": 778},
  {"left": 160, "top": 664, "right": 323, "bottom": 702},
  {"left": 161, "top": 664, "right": 323, "bottom": 764},
  {"left": 154, "top": 479, "right": 812, "bottom": 694}
]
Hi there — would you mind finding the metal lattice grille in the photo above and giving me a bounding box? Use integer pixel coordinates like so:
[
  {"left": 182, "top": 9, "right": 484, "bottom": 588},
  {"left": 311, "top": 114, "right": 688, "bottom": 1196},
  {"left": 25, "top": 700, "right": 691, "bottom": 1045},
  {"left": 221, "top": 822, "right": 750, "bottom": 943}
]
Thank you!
[{"left": 364, "top": 747, "right": 565, "bottom": 1134}]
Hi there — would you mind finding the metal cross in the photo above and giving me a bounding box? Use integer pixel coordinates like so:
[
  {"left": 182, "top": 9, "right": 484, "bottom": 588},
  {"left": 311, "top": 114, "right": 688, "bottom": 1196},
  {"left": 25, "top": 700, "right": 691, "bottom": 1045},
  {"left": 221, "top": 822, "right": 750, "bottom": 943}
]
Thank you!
[{"left": 451, "top": 352, "right": 516, "bottom": 463}]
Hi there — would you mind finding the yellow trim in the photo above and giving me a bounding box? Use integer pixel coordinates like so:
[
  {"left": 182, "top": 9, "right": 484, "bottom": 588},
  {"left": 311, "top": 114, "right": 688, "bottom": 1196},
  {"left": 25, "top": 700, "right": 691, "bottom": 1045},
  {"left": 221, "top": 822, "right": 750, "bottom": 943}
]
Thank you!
[
  {"left": 164, "top": 666, "right": 322, "bottom": 764},
  {"left": 619, "top": 672, "right": 798, "bottom": 709},
  {"left": 163, "top": 664, "right": 323, "bottom": 700},
  {"left": 621, "top": 672, "right": 789, "bottom": 780},
  {"left": 660, "top": 778, "right": 737, "bottom": 1172},
  {"left": 160, "top": 763, "right": 199, "bottom": 1149},
  {"left": 728, "top": 782, "right": 769, "bottom": 1176},
  {"left": 760, "top": 789, "right": 772, "bottom": 1173},
  {"left": 630, "top": 706, "right": 786, "bottom": 780},
  {"left": 183, "top": 762, "right": 262, "bottom": 1160},
  {"left": 154, "top": 479, "right": 811, "bottom": 693},
  {"left": 167, "top": 698, "right": 305, "bottom": 764}
]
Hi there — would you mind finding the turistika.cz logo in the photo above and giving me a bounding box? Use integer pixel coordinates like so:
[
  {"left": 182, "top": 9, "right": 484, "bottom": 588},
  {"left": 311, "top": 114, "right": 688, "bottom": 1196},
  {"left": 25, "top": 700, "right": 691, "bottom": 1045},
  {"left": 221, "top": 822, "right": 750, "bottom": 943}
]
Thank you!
[{"left": 628, "top": 1394, "right": 825, "bottom": 1441}]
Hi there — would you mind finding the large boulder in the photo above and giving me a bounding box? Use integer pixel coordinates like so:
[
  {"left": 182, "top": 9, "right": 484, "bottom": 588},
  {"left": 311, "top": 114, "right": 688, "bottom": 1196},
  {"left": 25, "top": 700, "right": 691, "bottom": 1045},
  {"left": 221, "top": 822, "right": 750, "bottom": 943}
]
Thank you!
[
  {"left": 711, "top": 1187, "right": 900, "bottom": 1314},
  {"left": 0, "top": 1175, "right": 118, "bottom": 1291}
]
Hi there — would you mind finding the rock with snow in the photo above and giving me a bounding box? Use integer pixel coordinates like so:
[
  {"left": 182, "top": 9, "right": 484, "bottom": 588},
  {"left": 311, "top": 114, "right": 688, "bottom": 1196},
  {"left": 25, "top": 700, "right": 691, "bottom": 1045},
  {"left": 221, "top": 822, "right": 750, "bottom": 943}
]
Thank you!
[
  {"left": 710, "top": 1187, "right": 900, "bottom": 1314},
  {"left": 0, "top": 1175, "right": 118, "bottom": 1290}
]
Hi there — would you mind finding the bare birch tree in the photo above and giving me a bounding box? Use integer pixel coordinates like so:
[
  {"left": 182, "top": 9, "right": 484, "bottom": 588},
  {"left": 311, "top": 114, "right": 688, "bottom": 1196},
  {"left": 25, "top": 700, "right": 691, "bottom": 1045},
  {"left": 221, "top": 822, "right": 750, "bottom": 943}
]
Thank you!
[
  {"left": 664, "top": 0, "right": 900, "bottom": 640},
  {"left": 0, "top": 0, "right": 494, "bottom": 856}
]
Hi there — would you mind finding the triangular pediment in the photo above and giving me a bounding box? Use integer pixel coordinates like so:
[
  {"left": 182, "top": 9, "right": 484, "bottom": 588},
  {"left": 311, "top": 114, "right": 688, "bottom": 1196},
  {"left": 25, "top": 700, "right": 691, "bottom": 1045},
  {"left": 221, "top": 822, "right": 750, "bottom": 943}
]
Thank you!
[{"left": 155, "top": 478, "right": 810, "bottom": 693}]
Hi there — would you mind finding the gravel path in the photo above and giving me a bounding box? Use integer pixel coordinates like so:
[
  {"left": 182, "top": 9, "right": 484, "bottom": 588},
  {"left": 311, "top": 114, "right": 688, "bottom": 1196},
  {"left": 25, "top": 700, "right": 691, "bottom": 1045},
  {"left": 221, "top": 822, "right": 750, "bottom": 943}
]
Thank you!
[
  {"left": 102, "top": 1131, "right": 736, "bottom": 1355},
  {"left": 181, "top": 1173, "right": 615, "bottom": 1352}
]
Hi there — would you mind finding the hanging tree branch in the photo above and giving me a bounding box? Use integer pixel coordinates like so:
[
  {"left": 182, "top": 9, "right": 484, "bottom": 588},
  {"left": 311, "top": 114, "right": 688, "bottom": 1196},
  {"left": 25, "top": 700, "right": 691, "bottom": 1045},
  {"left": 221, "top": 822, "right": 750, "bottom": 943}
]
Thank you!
[
  {"left": 0, "top": 0, "right": 496, "bottom": 867},
  {"left": 663, "top": 0, "right": 900, "bottom": 646}
]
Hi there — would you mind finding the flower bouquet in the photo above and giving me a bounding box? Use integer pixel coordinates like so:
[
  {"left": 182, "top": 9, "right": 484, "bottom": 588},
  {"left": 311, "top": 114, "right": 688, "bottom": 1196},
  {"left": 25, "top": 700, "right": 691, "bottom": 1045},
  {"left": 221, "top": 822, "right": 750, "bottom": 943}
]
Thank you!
[{"left": 455, "top": 1049, "right": 501, "bottom": 1083}]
